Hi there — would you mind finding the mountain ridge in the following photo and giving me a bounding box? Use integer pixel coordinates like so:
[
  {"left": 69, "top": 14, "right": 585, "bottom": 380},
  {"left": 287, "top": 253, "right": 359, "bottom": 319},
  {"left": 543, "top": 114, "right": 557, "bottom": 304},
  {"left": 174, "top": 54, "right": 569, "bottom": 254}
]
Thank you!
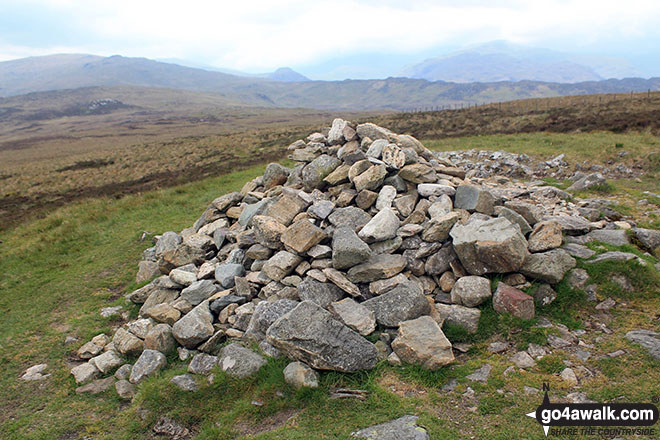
[{"left": 1, "top": 53, "right": 659, "bottom": 110}]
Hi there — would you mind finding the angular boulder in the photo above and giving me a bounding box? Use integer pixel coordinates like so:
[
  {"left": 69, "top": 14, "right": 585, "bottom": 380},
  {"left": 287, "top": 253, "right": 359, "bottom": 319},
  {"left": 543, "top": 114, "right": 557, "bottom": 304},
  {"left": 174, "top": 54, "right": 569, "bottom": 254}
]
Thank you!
[
  {"left": 450, "top": 217, "right": 529, "bottom": 275},
  {"left": 362, "top": 281, "right": 430, "bottom": 327},
  {"left": 172, "top": 301, "right": 214, "bottom": 348},
  {"left": 266, "top": 301, "right": 379, "bottom": 372},
  {"left": 520, "top": 249, "right": 576, "bottom": 284},
  {"left": 391, "top": 316, "right": 454, "bottom": 370}
]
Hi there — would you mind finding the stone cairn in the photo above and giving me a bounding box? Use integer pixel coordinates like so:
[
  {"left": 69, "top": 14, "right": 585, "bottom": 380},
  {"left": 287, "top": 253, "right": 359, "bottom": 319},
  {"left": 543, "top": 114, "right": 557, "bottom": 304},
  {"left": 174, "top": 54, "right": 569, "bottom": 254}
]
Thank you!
[{"left": 70, "top": 119, "right": 660, "bottom": 398}]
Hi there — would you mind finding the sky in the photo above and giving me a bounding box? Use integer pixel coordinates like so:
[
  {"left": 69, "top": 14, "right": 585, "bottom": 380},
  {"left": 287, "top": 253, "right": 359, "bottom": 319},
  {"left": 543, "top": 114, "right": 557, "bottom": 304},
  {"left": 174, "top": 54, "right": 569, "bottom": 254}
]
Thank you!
[{"left": 1, "top": 0, "right": 660, "bottom": 80}]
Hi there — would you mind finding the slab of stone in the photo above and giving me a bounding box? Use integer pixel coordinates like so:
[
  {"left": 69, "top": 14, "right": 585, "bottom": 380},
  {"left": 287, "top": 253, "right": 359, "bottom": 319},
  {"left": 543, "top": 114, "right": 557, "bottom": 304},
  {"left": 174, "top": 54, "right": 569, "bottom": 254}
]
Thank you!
[
  {"left": 266, "top": 301, "right": 379, "bottom": 372},
  {"left": 218, "top": 343, "right": 267, "bottom": 378},
  {"left": 454, "top": 185, "right": 495, "bottom": 215},
  {"left": 129, "top": 349, "right": 167, "bottom": 384},
  {"left": 171, "top": 374, "right": 198, "bottom": 392},
  {"left": 520, "top": 249, "right": 576, "bottom": 284},
  {"left": 391, "top": 316, "right": 454, "bottom": 370},
  {"left": 281, "top": 220, "right": 326, "bottom": 254},
  {"left": 362, "top": 281, "right": 429, "bottom": 327},
  {"left": 347, "top": 254, "right": 408, "bottom": 283},
  {"left": 528, "top": 221, "right": 563, "bottom": 252},
  {"left": 328, "top": 298, "right": 376, "bottom": 336},
  {"left": 450, "top": 275, "right": 491, "bottom": 307},
  {"left": 358, "top": 208, "right": 400, "bottom": 243},
  {"left": 262, "top": 251, "right": 303, "bottom": 281},
  {"left": 172, "top": 300, "right": 214, "bottom": 348},
  {"left": 352, "top": 415, "right": 430, "bottom": 440},
  {"left": 625, "top": 330, "right": 660, "bottom": 360},
  {"left": 297, "top": 278, "right": 344, "bottom": 308},
  {"left": 434, "top": 303, "right": 481, "bottom": 334},
  {"left": 450, "top": 217, "right": 529, "bottom": 275}
]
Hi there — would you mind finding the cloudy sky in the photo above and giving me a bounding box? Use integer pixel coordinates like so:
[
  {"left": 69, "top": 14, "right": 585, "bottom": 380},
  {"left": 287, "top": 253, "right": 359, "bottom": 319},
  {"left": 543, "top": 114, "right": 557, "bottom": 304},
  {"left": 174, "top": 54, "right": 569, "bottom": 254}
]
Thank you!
[{"left": 2, "top": 0, "right": 660, "bottom": 79}]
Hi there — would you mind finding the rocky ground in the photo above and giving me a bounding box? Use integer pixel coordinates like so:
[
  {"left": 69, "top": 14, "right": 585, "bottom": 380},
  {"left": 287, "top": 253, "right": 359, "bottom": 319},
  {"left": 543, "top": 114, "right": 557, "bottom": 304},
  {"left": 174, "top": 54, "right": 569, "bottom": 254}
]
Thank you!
[{"left": 18, "top": 119, "right": 656, "bottom": 439}]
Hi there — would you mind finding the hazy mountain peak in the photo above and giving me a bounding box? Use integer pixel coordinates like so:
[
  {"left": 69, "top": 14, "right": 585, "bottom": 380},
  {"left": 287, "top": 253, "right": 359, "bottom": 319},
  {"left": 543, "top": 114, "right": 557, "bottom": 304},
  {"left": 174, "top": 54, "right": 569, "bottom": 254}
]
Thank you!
[{"left": 398, "top": 41, "right": 641, "bottom": 83}]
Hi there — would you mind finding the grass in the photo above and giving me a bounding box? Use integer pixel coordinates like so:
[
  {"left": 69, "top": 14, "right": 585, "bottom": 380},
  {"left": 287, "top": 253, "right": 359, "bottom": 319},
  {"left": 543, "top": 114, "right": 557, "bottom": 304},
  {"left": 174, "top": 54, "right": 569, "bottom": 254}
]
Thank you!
[{"left": 2, "top": 130, "right": 660, "bottom": 439}]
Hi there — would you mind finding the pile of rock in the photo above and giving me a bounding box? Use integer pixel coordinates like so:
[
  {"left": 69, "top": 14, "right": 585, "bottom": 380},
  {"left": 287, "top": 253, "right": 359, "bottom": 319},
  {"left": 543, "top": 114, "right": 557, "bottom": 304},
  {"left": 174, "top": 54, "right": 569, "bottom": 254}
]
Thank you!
[{"left": 69, "top": 119, "right": 660, "bottom": 398}]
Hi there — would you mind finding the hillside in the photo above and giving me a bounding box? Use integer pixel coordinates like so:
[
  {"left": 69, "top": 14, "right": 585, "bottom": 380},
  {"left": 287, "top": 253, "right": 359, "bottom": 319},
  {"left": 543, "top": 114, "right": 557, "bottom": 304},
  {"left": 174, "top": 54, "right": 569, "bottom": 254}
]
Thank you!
[{"left": 2, "top": 54, "right": 660, "bottom": 110}]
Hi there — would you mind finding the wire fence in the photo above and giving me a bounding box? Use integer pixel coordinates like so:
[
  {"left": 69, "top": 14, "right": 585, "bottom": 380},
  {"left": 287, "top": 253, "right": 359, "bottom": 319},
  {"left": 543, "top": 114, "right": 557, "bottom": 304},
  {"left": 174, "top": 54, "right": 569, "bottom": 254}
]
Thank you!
[{"left": 401, "top": 89, "right": 660, "bottom": 115}]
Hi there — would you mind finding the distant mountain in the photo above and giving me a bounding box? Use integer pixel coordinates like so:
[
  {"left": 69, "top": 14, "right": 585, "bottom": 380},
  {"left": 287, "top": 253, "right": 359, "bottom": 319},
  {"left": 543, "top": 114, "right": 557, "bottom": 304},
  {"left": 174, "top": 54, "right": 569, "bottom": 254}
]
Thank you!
[
  {"left": 1, "top": 53, "right": 659, "bottom": 110},
  {"left": 264, "top": 67, "right": 309, "bottom": 82},
  {"left": 398, "top": 41, "right": 641, "bottom": 83},
  {"left": 157, "top": 58, "right": 310, "bottom": 82}
]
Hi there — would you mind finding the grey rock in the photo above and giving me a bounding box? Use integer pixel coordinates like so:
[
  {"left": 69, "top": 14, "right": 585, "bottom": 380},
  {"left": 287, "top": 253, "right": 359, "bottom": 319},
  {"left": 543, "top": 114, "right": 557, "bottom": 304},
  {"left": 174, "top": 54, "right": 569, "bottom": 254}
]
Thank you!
[
  {"left": 567, "top": 173, "right": 606, "bottom": 191},
  {"left": 181, "top": 280, "right": 218, "bottom": 306},
  {"left": 188, "top": 353, "right": 219, "bottom": 375},
  {"left": 586, "top": 229, "right": 630, "bottom": 246},
  {"left": 266, "top": 301, "right": 379, "bottom": 372},
  {"left": 328, "top": 298, "right": 376, "bottom": 336},
  {"left": 90, "top": 350, "right": 124, "bottom": 374},
  {"left": 114, "top": 364, "right": 132, "bottom": 380},
  {"left": 632, "top": 228, "right": 660, "bottom": 251},
  {"left": 262, "top": 163, "right": 290, "bottom": 188},
  {"left": 358, "top": 208, "right": 400, "bottom": 243},
  {"left": 113, "top": 328, "right": 144, "bottom": 357},
  {"left": 70, "top": 362, "right": 100, "bottom": 384},
  {"left": 434, "top": 303, "right": 481, "bottom": 334},
  {"left": 297, "top": 278, "right": 344, "bottom": 308},
  {"left": 352, "top": 415, "right": 430, "bottom": 440},
  {"left": 129, "top": 349, "right": 167, "bottom": 384},
  {"left": 421, "top": 212, "right": 461, "bottom": 242},
  {"left": 332, "top": 226, "right": 372, "bottom": 270},
  {"left": 520, "top": 249, "right": 576, "bottom": 284},
  {"left": 585, "top": 251, "right": 641, "bottom": 264},
  {"left": 376, "top": 185, "right": 397, "bottom": 210},
  {"left": 450, "top": 275, "right": 491, "bottom": 307},
  {"left": 454, "top": 185, "right": 495, "bottom": 215},
  {"left": 283, "top": 361, "right": 319, "bottom": 389},
  {"left": 544, "top": 215, "right": 591, "bottom": 235},
  {"left": 625, "top": 330, "right": 660, "bottom": 360},
  {"left": 417, "top": 183, "right": 455, "bottom": 198},
  {"left": 155, "top": 231, "right": 182, "bottom": 257},
  {"left": 308, "top": 200, "right": 335, "bottom": 220},
  {"left": 562, "top": 243, "right": 596, "bottom": 259},
  {"left": 391, "top": 316, "right": 454, "bottom": 369},
  {"left": 218, "top": 343, "right": 267, "bottom": 378},
  {"left": 262, "top": 251, "right": 303, "bottom": 282},
  {"left": 75, "top": 377, "right": 115, "bottom": 395},
  {"left": 362, "top": 281, "right": 430, "bottom": 327},
  {"left": 214, "top": 264, "right": 245, "bottom": 289},
  {"left": 450, "top": 217, "right": 529, "bottom": 275},
  {"left": 210, "top": 295, "right": 246, "bottom": 314},
  {"left": 565, "top": 268, "right": 590, "bottom": 290},
  {"left": 328, "top": 206, "right": 372, "bottom": 231},
  {"left": 238, "top": 199, "right": 271, "bottom": 227},
  {"left": 347, "top": 254, "right": 408, "bottom": 283},
  {"left": 533, "top": 284, "right": 557, "bottom": 306},
  {"left": 115, "top": 379, "right": 136, "bottom": 399},
  {"left": 171, "top": 374, "right": 198, "bottom": 392},
  {"left": 144, "top": 324, "right": 176, "bottom": 354},
  {"left": 245, "top": 299, "right": 299, "bottom": 341},
  {"left": 510, "top": 351, "right": 536, "bottom": 369},
  {"left": 467, "top": 364, "right": 492, "bottom": 383},
  {"left": 302, "top": 154, "right": 341, "bottom": 191},
  {"left": 495, "top": 206, "right": 532, "bottom": 235},
  {"left": 172, "top": 301, "right": 214, "bottom": 348}
]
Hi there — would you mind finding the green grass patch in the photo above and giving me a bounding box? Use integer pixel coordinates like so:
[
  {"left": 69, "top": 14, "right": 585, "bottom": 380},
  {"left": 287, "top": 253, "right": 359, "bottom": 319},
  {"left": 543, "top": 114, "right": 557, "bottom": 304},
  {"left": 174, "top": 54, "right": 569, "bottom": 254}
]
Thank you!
[{"left": 536, "top": 355, "right": 566, "bottom": 374}]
